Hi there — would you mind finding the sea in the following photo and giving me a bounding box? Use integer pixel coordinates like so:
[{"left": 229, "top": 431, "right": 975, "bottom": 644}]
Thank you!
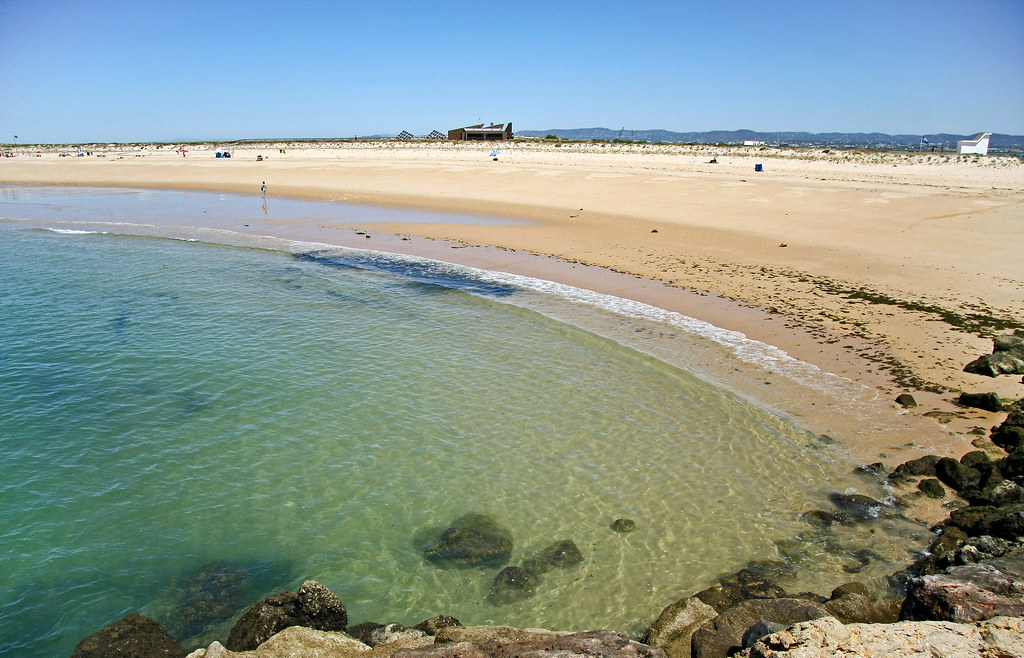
[{"left": 0, "top": 185, "right": 932, "bottom": 656}]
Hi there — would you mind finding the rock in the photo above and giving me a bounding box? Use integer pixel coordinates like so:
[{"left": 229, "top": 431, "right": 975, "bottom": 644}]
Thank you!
[
  {"left": 917, "top": 478, "right": 945, "bottom": 498},
  {"left": 692, "top": 585, "right": 744, "bottom": 613},
  {"left": 900, "top": 556, "right": 1024, "bottom": 622},
  {"left": 992, "top": 424, "right": 1024, "bottom": 453},
  {"left": 71, "top": 614, "right": 187, "bottom": 658},
  {"left": 690, "top": 598, "right": 828, "bottom": 658},
  {"left": 163, "top": 561, "right": 252, "bottom": 642},
  {"left": 718, "top": 568, "right": 787, "bottom": 600},
  {"left": 798, "top": 510, "right": 834, "bottom": 527},
  {"left": 894, "top": 393, "right": 917, "bottom": 408},
  {"left": 523, "top": 540, "right": 584, "bottom": 575},
  {"left": 488, "top": 566, "right": 537, "bottom": 605},
  {"left": 982, "top": 479, "right": 1024, "bottom": 506},
  {"left": 964, "top": 335, "right": 1024, "bottom": 377},
  {"left": 994, "top": 334, "right": 1024, "bottom": 352},
  {"left": 370, "top": 623, "right": 428, "bottom": 646},
  {"left": 991, "top": 404, "right": 1024, "bottom": 453},
  {"left": 413, "top": 615, "right": 462, "bottom": 635},
  {"left": 827, "top": 493, "right": 886, "bottom": 522},
  {"left": 823, "top": 593, "right": 900, "bottom": 624},
  {"left": 740, "top": 621, "right": 786, "bottom": 650},
  {"left": 402, "top": 630, "right": 665, "bottom": 658},
  {"left": 954, "top": 535, "right": 1017, "bottom": 564},
  {"left": 828, "top": 582, "right": 868, "bottom": 599},
  {"left": 737, "top": 615, "right": 1024, "bottom": 658},
  {"left": 393, "top": 641, "right": 488, "bottom": 658},
  {"left": 433, "top": 625, "right": 570, "bottom": 646},
  {"left": 610, "top": 518, "right": 636, "bottom": 533},
  {"left": 934, "top": 457, "right": 981, "bottom": 493},
  {"left": 958, "top": 392, "right": 1004, "bottom": 412},
  {"left": 423, "top": 514, "right": 514, "bottom": 568},
  {"left": 646, "top": 596, "right": 718, "bottom": 658},
  {"left": 893, "top": 454, "right": 942, "bottom": 477},
  {"left": 187, "top": 627, "right": 373, "bottom": 657},
  {"left": 225, "top": 580, "right": 347, "bottom": 651},
  {"left": 947, "top": 503, "right": 1024, "bottom": 539}
]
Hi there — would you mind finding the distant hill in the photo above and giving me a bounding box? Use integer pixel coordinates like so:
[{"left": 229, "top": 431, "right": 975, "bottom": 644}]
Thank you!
[{"left": 516, "top": 128, "right": 1024, "bottom": 151}]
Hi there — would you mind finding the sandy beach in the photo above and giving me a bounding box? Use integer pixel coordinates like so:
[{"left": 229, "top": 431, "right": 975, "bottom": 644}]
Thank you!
[{"left": 2, "top": 140, "right": 1023, "bottom": 482}]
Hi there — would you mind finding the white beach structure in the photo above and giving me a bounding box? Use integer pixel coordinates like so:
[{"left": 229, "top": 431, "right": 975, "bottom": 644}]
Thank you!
[{"left": 956, "top": 132, "right": 991, "bottom": 155}]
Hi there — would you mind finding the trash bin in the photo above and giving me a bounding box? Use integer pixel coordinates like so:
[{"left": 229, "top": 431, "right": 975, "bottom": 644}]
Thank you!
[{"left": 754, "top": 164, "right": 763, "bottom": 172}]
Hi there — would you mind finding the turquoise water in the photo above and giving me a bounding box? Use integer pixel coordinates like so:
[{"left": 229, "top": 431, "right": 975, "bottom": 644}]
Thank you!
[{"left": 0, "top": 188, "right": 928, "bottom": 657}]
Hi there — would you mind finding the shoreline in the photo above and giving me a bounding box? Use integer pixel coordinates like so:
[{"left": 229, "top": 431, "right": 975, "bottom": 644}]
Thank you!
[{"left": 3, "top": 142, "right": 1023, "bottom": 504}]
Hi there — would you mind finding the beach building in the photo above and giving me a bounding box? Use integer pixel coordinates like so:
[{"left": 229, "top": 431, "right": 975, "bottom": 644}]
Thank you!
[
  {"left": 448, "top": 123, "right": 514, "bottom": 141},
  {"left": 956, "top": 132, "right": 991, "bottom": 155}
]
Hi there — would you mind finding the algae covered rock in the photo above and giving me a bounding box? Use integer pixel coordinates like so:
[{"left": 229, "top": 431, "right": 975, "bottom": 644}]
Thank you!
[
  {"left": 225, "top": 580, "right": 347, "bottom": 651},
  {"left": 71, "top": 614, "right": 186, "bottom": 658},
  {"left": 422, "top": 513, "right": 514, "bottom": 568}
]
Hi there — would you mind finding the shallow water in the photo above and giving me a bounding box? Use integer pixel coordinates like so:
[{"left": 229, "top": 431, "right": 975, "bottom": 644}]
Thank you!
[{"left": 0, "top": 187, "right": 930, "bottom": 657}]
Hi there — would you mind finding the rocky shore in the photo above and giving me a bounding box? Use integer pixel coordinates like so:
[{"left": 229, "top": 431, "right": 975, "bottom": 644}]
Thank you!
[{"left": 69, "top": 338, "right": 1024, "bottom": 658}]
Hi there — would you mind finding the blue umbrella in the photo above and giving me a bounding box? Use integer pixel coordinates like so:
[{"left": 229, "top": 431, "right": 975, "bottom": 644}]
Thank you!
[{"left": 489, "top": 150, "right": 501, "bottom": 157}]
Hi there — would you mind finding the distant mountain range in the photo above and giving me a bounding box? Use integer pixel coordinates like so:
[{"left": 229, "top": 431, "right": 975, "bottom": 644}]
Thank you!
[{"left": 515, "top": 128, "right": 1024, "bottom": 151}]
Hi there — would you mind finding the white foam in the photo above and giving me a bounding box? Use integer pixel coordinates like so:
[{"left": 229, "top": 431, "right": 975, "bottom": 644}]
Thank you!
[{"left": 43, "top": 228, "right": 109, "bottom": 235}]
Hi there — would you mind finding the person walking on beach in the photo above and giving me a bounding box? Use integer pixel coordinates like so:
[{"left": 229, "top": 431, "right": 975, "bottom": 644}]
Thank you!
[{"left": 261, "top": 181, "right": 267, "bottom": 196}]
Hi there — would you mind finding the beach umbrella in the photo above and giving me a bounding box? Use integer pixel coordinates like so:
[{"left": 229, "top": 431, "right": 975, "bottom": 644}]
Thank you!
[{"left": 489, "top": 150, "right": 501, "bottom": 157}]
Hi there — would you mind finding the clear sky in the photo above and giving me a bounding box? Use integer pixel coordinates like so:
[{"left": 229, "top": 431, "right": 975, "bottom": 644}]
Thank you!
[{"left": 1, "top": 0, "right": 1022, "bottom": 143}]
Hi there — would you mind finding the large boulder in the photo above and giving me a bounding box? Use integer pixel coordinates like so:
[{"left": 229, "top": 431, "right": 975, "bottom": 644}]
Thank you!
[
  {"left": 71, "top": 614, "right": 187, "bottom": 658},
  {"left": 225, "top": 580, "right": 347, "bottom": 651},
  {"left": 422, "top": 514, "right": 514, "bottom": 568},
  {"left": 964, "top": 334, "right": 1024, "bottom": 377},
  {"left": 646, "top": 596, "right": 718, "bottom": 658},
  {"left": 690, "top": 598, "right": 828, "bottom": 658},
  {"left": 433, "top": 625, "right": 569, "bottom": 646},
  {"left": 900, "top": 556, "right": 1024, "bottom": 622},
  {"left": 737, "top": 615, "right": 1024, "bottom": 658}
]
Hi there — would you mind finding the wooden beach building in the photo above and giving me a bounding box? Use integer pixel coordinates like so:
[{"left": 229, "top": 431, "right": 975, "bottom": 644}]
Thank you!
[{"left": 448, "top": 123, "right": 514, "bottom": 141}]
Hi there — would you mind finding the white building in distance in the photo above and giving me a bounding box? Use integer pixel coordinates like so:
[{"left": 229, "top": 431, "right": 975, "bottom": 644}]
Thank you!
[{"left": 956, "top": 132, "right": 991, "bottom": 155}]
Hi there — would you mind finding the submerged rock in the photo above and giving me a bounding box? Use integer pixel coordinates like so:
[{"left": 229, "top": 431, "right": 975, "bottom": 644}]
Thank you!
[
  {"left": 828, "top": 493, "right": 886, "bottom": 522},
  {"left": 71, "top": 614, "right": 186, "bottom": 658},
  {"left": 162, "top": 560, "right": 252, "bottom": 642},
  {"left": 422, "top": 513, "right": 514, "bottom": 568},
  {"left": 611, "top": 518, "right": 637, "bottom": 533},
  {"left": 488, "top": 566, "right": 537, "bottom": 605},
  {"left": 523, "top": 539, "right": 585, "bottom": 575}
]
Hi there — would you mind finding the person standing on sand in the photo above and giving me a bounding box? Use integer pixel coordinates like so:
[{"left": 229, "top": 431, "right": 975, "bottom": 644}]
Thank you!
[{"left": 261, "top": 181, "right": 267, "bottom": 196}]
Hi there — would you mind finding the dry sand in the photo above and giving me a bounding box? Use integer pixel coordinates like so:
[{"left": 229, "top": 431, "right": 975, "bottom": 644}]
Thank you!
[{"left": 3, "top": 140, "right": 1023, "bottom": 516}]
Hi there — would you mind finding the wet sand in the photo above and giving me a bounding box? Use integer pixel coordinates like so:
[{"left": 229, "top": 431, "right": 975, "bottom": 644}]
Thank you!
[{"left": 3, "top": 141, "right": 1023, "bottom": 505}]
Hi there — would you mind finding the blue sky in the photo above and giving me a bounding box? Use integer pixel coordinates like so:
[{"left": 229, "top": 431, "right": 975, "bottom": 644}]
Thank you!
[{"left": 1, "top": 0, "right": 1022, "bottom": 143}]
